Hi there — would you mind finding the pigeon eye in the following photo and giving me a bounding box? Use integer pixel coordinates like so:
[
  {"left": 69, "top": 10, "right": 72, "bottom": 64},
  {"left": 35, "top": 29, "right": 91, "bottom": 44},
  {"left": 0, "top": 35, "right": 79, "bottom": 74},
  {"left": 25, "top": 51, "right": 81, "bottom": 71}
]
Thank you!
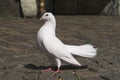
[{"left": 45, "top": 14, "right": 48, "bottom": 16}]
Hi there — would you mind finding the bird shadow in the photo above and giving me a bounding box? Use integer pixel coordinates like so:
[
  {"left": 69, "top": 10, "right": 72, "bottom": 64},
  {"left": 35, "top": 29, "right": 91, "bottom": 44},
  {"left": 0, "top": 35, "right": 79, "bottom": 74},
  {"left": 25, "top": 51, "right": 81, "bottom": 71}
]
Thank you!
[{"left": 24, "top": 64, "right": 88, "bottom": 71}]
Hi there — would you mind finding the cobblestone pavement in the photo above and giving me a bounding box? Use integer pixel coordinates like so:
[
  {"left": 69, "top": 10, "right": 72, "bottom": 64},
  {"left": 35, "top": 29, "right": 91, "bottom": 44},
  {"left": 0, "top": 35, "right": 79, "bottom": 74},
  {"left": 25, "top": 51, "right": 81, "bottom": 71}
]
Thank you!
[{"left": 0, "top": 16, "right": 120, "bottom": 80}]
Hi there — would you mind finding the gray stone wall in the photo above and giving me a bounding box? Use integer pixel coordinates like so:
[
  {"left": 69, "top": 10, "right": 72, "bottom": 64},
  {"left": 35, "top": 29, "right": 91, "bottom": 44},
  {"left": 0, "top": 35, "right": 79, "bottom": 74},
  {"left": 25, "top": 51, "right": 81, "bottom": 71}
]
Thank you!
[
  {"left": 1, "top": 0, "right": 120, "bottom": 17},
  {"left": 0, "top": 0, "right": 40, "bottom": 18},
  {"left": 0, "top": 0, "right": 20, "bottom": 18},
  {"left": 101, "top": 0, "right": 120, "bottom": 16}
]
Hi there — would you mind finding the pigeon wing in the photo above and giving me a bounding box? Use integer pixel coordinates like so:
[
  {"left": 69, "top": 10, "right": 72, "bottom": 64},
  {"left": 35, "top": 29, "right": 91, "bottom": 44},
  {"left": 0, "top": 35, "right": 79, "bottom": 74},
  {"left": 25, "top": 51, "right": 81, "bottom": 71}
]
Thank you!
[{"left": 42, "top": 37, "right": 81, "bottom": 66}]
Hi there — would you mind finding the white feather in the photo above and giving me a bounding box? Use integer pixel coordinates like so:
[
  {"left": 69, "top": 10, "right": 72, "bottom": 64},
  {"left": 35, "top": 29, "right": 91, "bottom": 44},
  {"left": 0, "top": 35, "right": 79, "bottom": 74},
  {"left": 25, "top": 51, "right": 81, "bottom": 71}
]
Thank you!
[{"left": 66, "top": 44, "right": 97, "bottom": 58}]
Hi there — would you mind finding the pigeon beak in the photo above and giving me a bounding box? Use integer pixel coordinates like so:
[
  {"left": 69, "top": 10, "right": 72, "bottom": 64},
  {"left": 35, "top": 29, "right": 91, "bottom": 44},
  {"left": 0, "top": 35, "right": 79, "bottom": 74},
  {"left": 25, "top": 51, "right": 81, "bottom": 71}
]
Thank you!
[
  {"left": 40, "top": 17, "right": 46, "bottom": 21},
  {"left": 40, "top": 17, "right": 43, "bottom": 20}
]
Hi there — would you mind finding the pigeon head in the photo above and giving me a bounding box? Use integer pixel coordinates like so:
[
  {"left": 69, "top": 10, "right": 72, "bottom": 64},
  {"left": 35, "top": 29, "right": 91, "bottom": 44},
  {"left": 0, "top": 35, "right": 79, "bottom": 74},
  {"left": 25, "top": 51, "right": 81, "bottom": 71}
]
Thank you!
[{"left": 40, "top": 12, "right": 55, "bottom": 21}]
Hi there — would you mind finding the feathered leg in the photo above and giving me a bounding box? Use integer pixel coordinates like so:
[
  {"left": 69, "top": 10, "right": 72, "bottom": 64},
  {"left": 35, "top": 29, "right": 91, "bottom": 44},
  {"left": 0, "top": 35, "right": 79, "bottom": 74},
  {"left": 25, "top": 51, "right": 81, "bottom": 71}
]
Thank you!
[{"left": 54, "top": 58, "right": 61, "bottom": 74}]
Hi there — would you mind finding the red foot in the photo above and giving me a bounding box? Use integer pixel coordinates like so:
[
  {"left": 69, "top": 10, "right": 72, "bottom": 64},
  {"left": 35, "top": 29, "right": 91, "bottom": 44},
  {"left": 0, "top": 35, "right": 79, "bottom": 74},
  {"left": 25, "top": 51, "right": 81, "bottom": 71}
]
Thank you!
[
  {"left": 41, "top": 68, "right": 61, "bottom": 75},
  {"left": 53, "top": 69, "right": 61, "bottom": 74},
  {"left": 41, "top": 68, "right": 53, "bottom": 72}
]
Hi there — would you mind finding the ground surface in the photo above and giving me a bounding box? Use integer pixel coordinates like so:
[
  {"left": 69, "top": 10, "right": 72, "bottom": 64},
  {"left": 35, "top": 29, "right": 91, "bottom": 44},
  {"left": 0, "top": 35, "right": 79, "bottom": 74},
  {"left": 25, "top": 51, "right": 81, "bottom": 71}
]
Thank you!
[{"left": 0, "top": 16, "right": 120, "bottom": 80}]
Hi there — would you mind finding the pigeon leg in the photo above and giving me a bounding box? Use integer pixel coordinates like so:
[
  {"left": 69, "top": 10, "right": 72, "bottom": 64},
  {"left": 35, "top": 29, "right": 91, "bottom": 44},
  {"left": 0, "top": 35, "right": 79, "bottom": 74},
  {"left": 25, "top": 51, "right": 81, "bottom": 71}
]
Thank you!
[
  {"left": 53, "top": 68, "right": 60, "bottom": 74},
  {"left": 53, "top": 58, "right": 61, "bottom": 74}
]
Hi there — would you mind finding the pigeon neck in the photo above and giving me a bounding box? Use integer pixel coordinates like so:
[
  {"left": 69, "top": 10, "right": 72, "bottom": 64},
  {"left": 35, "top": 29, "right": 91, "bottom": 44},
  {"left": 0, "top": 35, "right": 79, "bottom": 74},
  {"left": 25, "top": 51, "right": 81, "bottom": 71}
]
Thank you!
[
  {"left": 44, "top": 18, "right": 56, "bottom": 36},
  {"left": 46, "top": 17, "right": 56, "bottom": 26},
  {"left": 46, "top": 20, "right": 56, "bottom": 26}
]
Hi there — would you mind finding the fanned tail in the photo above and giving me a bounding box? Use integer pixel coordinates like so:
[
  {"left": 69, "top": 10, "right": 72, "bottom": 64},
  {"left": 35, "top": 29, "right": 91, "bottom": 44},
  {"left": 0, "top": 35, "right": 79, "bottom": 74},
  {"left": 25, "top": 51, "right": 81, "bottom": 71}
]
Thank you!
[{"left": 66, "top": 44, "right": 97, "bottom": 58}]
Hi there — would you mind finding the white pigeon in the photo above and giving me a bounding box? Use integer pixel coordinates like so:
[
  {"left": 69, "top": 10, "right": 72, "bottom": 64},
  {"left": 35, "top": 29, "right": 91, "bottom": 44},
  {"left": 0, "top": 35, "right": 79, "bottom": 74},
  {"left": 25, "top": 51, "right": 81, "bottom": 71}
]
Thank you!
[{"left": 37, "top": 12, "right": 97, "bottom": 73}]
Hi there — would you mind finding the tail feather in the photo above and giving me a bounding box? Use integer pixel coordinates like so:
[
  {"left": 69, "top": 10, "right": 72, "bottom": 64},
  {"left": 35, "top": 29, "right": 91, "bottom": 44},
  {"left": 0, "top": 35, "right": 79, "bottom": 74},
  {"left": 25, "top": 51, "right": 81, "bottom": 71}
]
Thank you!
[
  {"left": 66, "top": 44, "right": 97, "bottom": 58},
  {"left": 60, "top": 55, "right": 82, "bottom": 66}
]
